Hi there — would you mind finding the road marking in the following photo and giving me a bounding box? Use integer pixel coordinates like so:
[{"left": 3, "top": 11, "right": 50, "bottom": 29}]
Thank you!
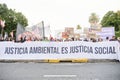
[
  {"left": 94, "top": 78, "right": 99, "bottom": 80},
  {"left": 43, "top": 75, "right": 77, "bottom": 77},
  {"left": 51, "top": 63, "right": 85, "bottom": 65}
]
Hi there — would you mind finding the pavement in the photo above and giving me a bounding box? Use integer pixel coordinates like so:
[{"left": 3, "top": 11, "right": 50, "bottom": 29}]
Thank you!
[{"left": 0, "top": 62, "right": 120, "bottom": 80}]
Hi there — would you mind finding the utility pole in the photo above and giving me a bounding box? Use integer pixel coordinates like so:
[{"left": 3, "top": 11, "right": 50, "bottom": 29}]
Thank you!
[{"left": 42, "top": 21, "right": 45, "bottom": 40}]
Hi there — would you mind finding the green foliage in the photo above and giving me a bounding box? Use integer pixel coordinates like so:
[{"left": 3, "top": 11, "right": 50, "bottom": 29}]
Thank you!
[
  {"left": 101, "top": 11, "right": 120, "bottom": 31},
  {"left": 0, "top": 3, "right": 28, "bottom": 36},
  {"left": 76, "top": 25, "right": 81, "bottom": 29},
  {"left": 115, "top": 31, "right": 120, "bottom": 37},
  {"left": 89, "top": 13, "right": 99, "bottom": 23}
]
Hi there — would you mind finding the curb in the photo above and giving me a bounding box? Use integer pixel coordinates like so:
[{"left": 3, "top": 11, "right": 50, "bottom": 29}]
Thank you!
[
  {"left": 0, "top": 59, "right": 119, "bottom": 63},
  {"left": 48, "top": 59, "right": 60, "bottom": 63},
  {"left": 72, "top": 58, "right": 88, "bottom": 63},
  {"left": 0, "top": 59, "right": 49, "bottom": 63},
  {"left": 48, "top": 58, "right": 88, "bottom": 63},
  {"left": 88, "top": 59, "right": 119, "bottom": 63}
]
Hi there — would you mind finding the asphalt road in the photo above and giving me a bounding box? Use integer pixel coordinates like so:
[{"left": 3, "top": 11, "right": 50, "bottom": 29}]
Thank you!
[{"left": 0, "top": 62, "right": 120, "bottom": 80}]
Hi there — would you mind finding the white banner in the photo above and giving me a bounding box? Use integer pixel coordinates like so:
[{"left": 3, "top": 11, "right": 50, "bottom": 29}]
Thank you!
[{"left": 0, "top": 41, "right": 119, "bottom": 60}]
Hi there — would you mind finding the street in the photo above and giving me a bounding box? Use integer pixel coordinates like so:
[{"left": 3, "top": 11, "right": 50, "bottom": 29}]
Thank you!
[{"left": 0, "top": 62, "right": 120, "bottom": 80}]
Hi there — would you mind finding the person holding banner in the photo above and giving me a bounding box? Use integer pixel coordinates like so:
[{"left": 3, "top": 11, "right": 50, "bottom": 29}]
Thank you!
[
  {"left": 105, "top": 37, "right": 109, "bottom": 41},
  {"left": 110, "top": 36, "right": 117, "bottom": 41}
]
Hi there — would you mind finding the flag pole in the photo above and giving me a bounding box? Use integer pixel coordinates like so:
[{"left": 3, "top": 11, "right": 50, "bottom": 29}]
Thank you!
[{"left": 42, "top": 21, "right": 45, "bottom": 40}]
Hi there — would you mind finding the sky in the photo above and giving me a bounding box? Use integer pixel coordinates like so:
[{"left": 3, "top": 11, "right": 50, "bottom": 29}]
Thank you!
[{"left": 0, "top": 0, "right": 120, "bottom": 32}]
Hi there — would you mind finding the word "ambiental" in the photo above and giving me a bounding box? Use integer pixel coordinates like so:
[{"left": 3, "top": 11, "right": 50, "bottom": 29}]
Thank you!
[{"left": 4, "top": 47, "right": 60, "bottom": 54}]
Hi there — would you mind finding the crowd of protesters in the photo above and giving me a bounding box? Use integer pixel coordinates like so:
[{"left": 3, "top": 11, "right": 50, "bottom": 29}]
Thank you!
[
  {"left": 54, "top": 36, "right": 120, "bottom": 43},
  {"left": 0, "top": 19, "right": 120, "bottom": 43},
  {"left": 0, "top": 34, "right": 120, "bottom": 43}
]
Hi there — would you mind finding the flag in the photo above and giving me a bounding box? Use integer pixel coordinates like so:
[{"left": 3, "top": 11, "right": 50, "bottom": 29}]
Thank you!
[
  {"left": 44, "top": 25, "right": 51, "bottom": 38},
  {"left": 16, "top": 23, "right": 25, "bottom": 41},
  {"left": 32, "top": 26, "right": 42, "bottom": 39},
  {"left": 31, "top": 21, "right": 43, "bottom": 39},
  {"left": 30, "top": 21, "right": 51, "bottom": 39}
]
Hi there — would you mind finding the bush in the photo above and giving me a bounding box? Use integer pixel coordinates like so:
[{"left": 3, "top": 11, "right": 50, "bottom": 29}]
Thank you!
[{"left": 115, "top": 31, "right": 120, "bottom": 37}]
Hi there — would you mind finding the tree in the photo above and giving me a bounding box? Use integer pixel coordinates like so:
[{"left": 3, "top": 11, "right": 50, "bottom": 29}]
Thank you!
[
  {"left": 89, "top": 13, "right": 99, "bottom": 24},
  {"left": 76, "top": 25, "right": 81, "bottom": 30},
  {"left": 0, "top": 3, "right": 28, "bottom": 37},
  {"left": 101, "top": 11, "right": 120, "bottom": 31}
]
